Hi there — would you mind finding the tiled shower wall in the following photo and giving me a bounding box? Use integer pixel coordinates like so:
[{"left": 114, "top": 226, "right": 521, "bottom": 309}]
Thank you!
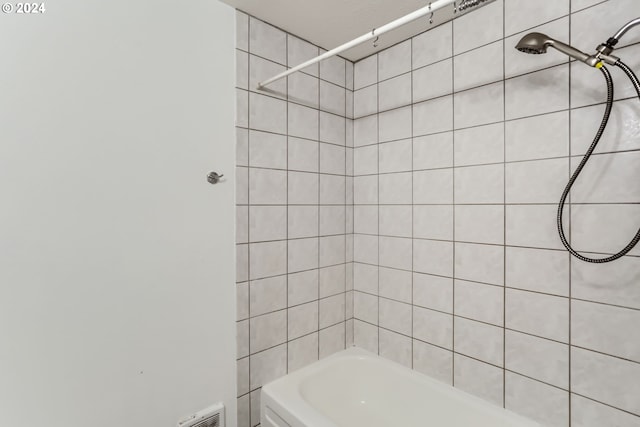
[
  {"left": 234, "top": 12, "right": 355, "bottom": 427},
  {"left": 351, "top": 0, "right": 640, "bottom": 426}
]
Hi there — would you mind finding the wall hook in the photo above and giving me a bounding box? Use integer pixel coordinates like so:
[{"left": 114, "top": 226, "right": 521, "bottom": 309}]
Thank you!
[
  {"left": 453, "top": 1, "right": 457, "bottom": 13},
  {"left": 429, "top": 12, "right": 434, "bottom": 24},
  {"left": 372, "top": 29, "right": 379, "bottom": 48}
]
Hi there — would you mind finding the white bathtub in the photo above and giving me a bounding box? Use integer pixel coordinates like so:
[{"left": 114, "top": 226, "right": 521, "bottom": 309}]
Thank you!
[{"left": 261, "top": 347, "right": 541, "bottom": 427}]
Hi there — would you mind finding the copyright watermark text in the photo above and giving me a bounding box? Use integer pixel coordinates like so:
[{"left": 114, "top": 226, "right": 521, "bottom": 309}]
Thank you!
[{"left": 2, "top": 2, "right": 46, "bottom": 13}]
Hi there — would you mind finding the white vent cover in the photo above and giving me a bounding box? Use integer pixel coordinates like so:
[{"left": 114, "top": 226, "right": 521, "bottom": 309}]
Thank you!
[{"left": 177, "top": 402, "right": 225, "bottom": 427}]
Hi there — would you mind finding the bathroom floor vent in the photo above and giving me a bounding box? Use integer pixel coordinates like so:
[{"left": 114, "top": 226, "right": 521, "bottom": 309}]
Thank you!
[{"left": 177, "top": 402, "right": 224, "bottom": 427}]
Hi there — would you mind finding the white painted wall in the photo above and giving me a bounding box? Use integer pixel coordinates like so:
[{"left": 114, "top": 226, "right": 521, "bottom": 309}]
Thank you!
[{"left": 0, "top": 1, "right": 237, "bottom": 426}]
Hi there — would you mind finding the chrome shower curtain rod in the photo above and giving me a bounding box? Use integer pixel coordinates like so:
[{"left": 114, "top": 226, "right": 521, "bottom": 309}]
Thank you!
[{"left": 257, "top": 0, "right": 495, "bottom": 89}]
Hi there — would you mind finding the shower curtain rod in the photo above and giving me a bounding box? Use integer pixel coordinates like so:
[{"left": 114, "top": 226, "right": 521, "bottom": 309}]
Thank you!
[{"left": 257, "top": 0, "right": 495, "bottom": 89}]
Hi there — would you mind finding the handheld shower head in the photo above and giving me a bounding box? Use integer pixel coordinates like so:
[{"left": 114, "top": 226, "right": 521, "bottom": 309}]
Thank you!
[{"left": 516, "top": 32, "right": 599, "bottom": 67}]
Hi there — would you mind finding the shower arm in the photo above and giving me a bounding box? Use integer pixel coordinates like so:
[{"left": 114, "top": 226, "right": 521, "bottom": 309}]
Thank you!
[{"left": 595, "top": 18, "right": 640, "bottom": 60}]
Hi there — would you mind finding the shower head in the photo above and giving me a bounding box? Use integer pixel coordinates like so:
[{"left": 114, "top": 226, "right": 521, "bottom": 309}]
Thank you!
[{"left": 515, "top": 32, "right": 600, "bottom": 67}]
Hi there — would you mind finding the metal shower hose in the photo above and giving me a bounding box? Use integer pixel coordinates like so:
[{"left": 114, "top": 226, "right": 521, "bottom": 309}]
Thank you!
[{"left": 557, "top": 61, "right": 640, "bottom": 263}]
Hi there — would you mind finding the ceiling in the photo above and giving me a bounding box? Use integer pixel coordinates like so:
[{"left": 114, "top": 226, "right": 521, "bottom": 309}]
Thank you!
[{"left": 221, "top": 0, "right": 460, "bottom": 62}]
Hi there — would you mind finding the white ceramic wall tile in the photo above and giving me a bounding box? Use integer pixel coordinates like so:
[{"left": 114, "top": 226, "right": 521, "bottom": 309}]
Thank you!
[
  {"left": 378, "top": 40, "right": 411, "bottom": 81},
  {"left": 505, "top": 111, "right": 569, "bottom": 162},
  {"left": 506, "top": 288, "right": 569, "bottom": 342},
  {"left": 413, "top": 239, "right": 454, "bottom": 277},
  {"left": 413, "top": 169, "right": 453, "bottom": 204},
  {"left": 249, "top": 130, "right": 287, "bottom": 169},
  {"left": 379, "top": 298, "right": 412, "bottom": 336},
  {"left": 319, "top": 264, "right": 345, "bottom": 298},
  {"left": 288, "top": 137, "right": 318, "bottom": 172},
  {"left": 453, "top": 353, "right": 504, "bottom": 406},
  {"left": 249, "top": 17, "right": 287, "bottom": 65},
  {"left": 379, "top": 106, "right": 412, "bottom": 142},
  {"left": 319, "top": 143, "right": 345, "bottom": 175},
  {"left": 570, "top": 151, "right": 640, "bottom": 203},
  {"left": 379, "top": 329, "right": 412, "bottom": 368},
  {"left": 505, "top": 204, "right": 564, "bottom": 250},
  {"left": 453, "top": 0, "right": 503, "bottom": 55},
  {"left": 250, "top": 310, "right": 287, "bottom": 353},
  {"left": 288, "top": 102, "right": 319, "bottom": 140},
  {"left": 413, "top": 132, "right": 454, "bottom": 170},
  {"left": 571, "top": 204, "right": 640, "bottom": 257},
  {"left": 319, "top": 323, "right": 346, "bottom": 358},
  {"left": 237, "top": 244, "right": 249, "bottom": 283},
  {"left": 320, "top": 112, "right": 346, "bottom": 145},
  {"left": 378, "top": 172, "right": 413, "bottom": 205},
  {"left": 249, "top": 240, "right": 287, "bottom": 280},
  {"left": 505, "top": 247, "right": 569, "bottom": 296},
  {"left": 413, "top": 96, "right": 454, "bottom": 136},
  {"left": 288, "top": 205, "right": 318, "bottom": 239},
  {"left": 237, "top": 319, "right": 249, "bottom": 358},
  {"left": 505, "top": 329, "right": 569, "bottom": 389},
  {"left": 353, "top": 263, "right": 378, "bottom": 294},
  {"left": 378, "top": 205, "right": 411, "bottom": 239},
  {"left": 319, "top": 206, "right": 346, "bottom": 236},
  {"left": 379, "top": 139, "right": 412, "bottom": 173},
  {"left": 237, "top": 357, "right": 249, "bottom": 396},
  {"left": 236, "top": 89, "right": 248, "bottom": 128},
  {"left": 379, "top": 236, "right": 412, "bottom": 270},
  {"left": 454, "top": 122, "right": 504, "bottom": 167},
  {"left": 505, "top": 371, "right": 569, "bottom": 427},
  {"left": 320, "top": 174, "right": 346, "bottom": 205},
  {"left": 454, "top": 316, "right": 504, "bottom": 366},
  {"left": 378, "top": 73, "right": 412, "bottom": 112},
  {"left": 288, "top": 237, "right": 319, "bottom": 273},
  {"left": 413, "top": 339, "right": 453, "bottom": 385},
  {"left": 250, "top": 275, "right": 287, "bottom": 317},
  {"left": 572, "top": 299, "right": 640, "bottom": 363},
  {"left": 505, "top": 158, "right": 568, "bottom": 204},
  {"left": 237, "top": 50, "right": 249, "bottom": 90},
  {"left": 454, "top": 82, "right": 504, "bottom": 129},
  {"left": 379, "top": 267, "right": 412, "bottom": 304},
  {"left": 571, "top": 0, "right": 640, "bottom": 52},
  {"left": 250, "top": 344, "right": 287, "bottom": 390},
  {"left": 287, "top": 35, "right": 319, "bottom": 76},
  {"left": 354, "top": 234, "right": 378, "bottom": 265},
  {"left": 354, "top": 291, "right": 378, "bottom": 325},
  {"left": 414, "top": 205, "right": 454, "bottom": 241},
  {"left": 572, "top": 252, "right": 640, "bottom": 310},
  {"left": 354, "top": 319, "right": 379, "bottom": 354},
  {"left": 236, "top": 11, "right": 249, "bottom": 52},
  {"left": 455, "top": 242, "right": 504, "bottom": 286},
  {"left": 320, "top": 81, "right": 346, "bottom": 116},
  {"left": 288, "top": 71, "right": 318, "bottom": 108},
  {"left": 249, "top": 92, "right": 287, "bottom": 134},
  {"left": 412, "top": 22, "right": 452, "bottom": 69},
  {"left": 319, "top": 235, "right": 345, "bottom": 267},
  {"left": 237, "top": 206, "right": 249, "bottom": 244},
  {"left": 505, "top": 65, "right": 569, "bottom": 120},
  {"left": 319, "top": 294, "right": 345, "bottom": 328},
  {"left": 455, "top": 205, "right": 504, "bottom": 245},
  {"left": 505, "top": 0, "right": 569, "bottom": 36},
  {"left": 288, "top": 171, "right": 318, "bottom": 205},
  {"left": 453, "top": 41, "right": 504, "bottom": 92},
  {"left": 454, "top": 280, "right": 504, "bottom": 326},
  {"left": 413, "top": 59, "right": 453, "bottom": 104},
  {"left": 237, "top": 282, "right": 249, "bottom": 321},
  {"left": 571, "top": 394, "right": 640, "bottom": 427},
  {"left": 454, "top": 164, "right": 504, "bottom": 204},
  {"left": 288, "top": 269, "right": 319, "bottom": 306},
  {"left": 237, "top": 128, "right": 249, "bottom": 166},
  {"left": 354, "top": 145, "right": 378, "bottom": 176},
  {"left": 354, "top": 54, "right": 377, "bottom": 90},
  {"left": 414, "top": 273, "right": 453, "bottom": 313},
  {"left": 413, "top": 306, "right": 453, "bottom": 349},
  {"left": 572, "top": 347, "right": 640, "bottom": 416},
  {"left": 572, "top": 99, "right": 640, "bottom": 156},
  {"left": 250, "top": 54, "right": 287, "bottom": 96},
  {"left": 288, "top": 333, "right": 319, "bottom": 372},
  {"left": 354, "top": 85, "right": 377, "bottom": 118},
  {"left": 288, "top": 301, "right": 318, "bottom": 340},
  {"left": 353, "top": 115, "right": 378, "bottom": 147},
  {"left": 320, "top": 54, "right": 346, "bottom": 87},
  {"left": 353, "top": 175, "right": 378, "bottom": 204}
]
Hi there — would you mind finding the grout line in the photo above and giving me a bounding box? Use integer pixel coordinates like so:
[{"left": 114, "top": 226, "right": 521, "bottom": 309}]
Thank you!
[
  {"left": 501, "top": 0, "right": 507, "bottom": 408},
  {"left": 450, "top": 19, "right": 457, "bottom": 387},
  {"left": 568, "top": 5, "right": 574, "bottom": 424}
]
